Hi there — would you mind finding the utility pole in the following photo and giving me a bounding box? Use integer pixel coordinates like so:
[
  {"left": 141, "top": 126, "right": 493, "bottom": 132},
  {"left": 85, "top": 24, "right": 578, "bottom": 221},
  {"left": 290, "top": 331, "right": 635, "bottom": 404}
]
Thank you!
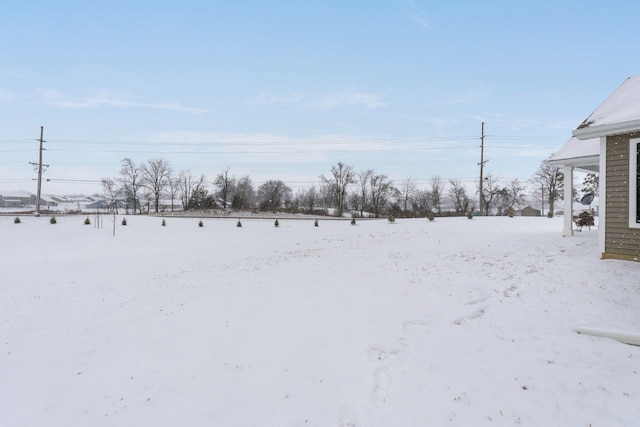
[
  {"left": 478, "top": 122, "right": 488, "bottom": 216},
  {"left": 29, "top": 126, "right": 48, "bottom": 216}
]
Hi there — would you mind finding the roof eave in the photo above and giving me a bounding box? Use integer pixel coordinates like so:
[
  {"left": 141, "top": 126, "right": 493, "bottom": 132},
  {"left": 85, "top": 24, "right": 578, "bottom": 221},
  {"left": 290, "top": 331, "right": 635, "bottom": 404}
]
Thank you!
[
  {"left": 573, "top": 119, "right": 640, "bottom": 139},
  {"left": 546, "top": 155, "right": 600, "bottom": 172}
]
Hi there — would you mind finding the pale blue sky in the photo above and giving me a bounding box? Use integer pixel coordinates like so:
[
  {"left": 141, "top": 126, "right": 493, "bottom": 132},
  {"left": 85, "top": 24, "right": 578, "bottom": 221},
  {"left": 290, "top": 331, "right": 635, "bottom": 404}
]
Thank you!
[{"left": 1, "top": 1, "right": 639, "bottom": 194}]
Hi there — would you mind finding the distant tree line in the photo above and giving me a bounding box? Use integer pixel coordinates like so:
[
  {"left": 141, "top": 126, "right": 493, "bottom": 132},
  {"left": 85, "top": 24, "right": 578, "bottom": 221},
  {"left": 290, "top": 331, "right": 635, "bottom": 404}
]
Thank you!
[{"left": 100, "top": 157, "right": 594, "bottom": 217}]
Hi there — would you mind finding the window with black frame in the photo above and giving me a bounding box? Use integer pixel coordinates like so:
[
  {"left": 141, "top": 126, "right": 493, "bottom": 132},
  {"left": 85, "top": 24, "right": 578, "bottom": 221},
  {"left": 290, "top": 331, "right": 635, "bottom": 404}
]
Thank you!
[{"left": 637, "top": 142, "right": 640, "bottom": 223}]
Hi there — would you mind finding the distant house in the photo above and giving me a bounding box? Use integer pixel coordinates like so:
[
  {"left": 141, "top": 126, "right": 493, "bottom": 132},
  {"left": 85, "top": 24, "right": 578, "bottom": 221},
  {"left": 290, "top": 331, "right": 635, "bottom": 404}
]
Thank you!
[
  {"left": 85, "top": 198, "right": 132, "bottom": 211},
  {"left": 50, "top": 195, "right": 68, "bottom": 203},
  {"left": 516, "top": 206, "right": 541, "bottom": 217},
  {"left": 0, "top": 192, "right": 33, "bottom": 208},
  {"left": 85, "top": 199, "right": 109, "bottom": 209},
  {"left": 551, "top": 75, "right": 640, "bottom": 261},
  {"left": 38, "top": 195, "right": 58, "bottom": 208}
]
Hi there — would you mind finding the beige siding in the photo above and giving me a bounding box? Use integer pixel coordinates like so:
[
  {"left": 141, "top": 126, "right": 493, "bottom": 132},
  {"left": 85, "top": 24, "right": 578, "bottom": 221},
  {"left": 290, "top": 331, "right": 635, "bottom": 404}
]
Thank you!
[{"left": 604, "top": 133, "right": 640, "bottom": 261}]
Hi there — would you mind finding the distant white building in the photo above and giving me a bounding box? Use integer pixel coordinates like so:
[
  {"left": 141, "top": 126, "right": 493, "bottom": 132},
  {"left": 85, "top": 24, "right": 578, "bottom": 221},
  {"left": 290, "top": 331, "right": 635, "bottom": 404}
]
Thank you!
[{"left": 0, "top": 191, "right": 32, "bottom": 208}]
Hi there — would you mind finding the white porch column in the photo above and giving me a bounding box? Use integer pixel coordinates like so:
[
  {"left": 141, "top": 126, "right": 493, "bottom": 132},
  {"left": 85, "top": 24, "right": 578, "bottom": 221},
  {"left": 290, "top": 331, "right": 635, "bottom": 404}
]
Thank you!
[
  {"left": 599, "top": 136, "right": 607, "bottom": 255},
  {"left": 563, "top": 165, "right": 574, "bottom": 236}
]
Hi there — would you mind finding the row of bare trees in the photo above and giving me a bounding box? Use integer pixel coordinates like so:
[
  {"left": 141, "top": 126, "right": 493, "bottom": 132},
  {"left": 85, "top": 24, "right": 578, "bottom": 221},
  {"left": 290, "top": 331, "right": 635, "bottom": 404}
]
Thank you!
[
  {"left": 315, "top": 160, "right": 571, "bottom": 217},
  {"left": 315, "top": 161, "right": 474, "bottom": 218},
  {"left": 103, "top": 159, "right": 292, "bottom": 214},
  {"left": 101, "top": 156, "right": 577, "bottom": 217},
  {"left": 106, "top": 158, "right": 174, "bottom": 214}
]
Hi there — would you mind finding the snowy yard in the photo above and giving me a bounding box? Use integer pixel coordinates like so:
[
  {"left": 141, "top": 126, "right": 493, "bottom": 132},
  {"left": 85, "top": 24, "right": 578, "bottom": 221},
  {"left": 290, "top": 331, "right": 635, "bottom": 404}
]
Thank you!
[{"left": 1, "top": 215, "right": 639, "bottom": 426}]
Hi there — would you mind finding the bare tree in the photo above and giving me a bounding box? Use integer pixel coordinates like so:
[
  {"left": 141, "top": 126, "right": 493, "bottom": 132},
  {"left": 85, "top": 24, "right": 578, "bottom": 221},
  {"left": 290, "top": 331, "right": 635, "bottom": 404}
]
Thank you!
[
  {"left": 295, "top": 186, "right": 319, "bottom": 213},
  {"left": 141, "top": 158, "right": 172, "bottom": 213},
  {"left": 357, "top": 169, "right": 373, "bottom": 217},
  {"left": 167, "top": 173, "right": 179, "bottom": 212},
  {"left": 530, "top": 162, "right": 564, "bottom": 216},
  {"left": 480, "top": 174, "right": 502, "bottom": 215},
  {"left": 321, "top": 161, "right": 356, "bottom": 217},
  {"left": 319, "top": 183, "right": 332, "bottom": 211},
  {"left": 178, "top": 170, "right": 205, "bottom": 210},
  {"left": 348, "top": 191, "right": 362, "bottom": 216},
  {"left": 448, "top": 179, "right": 470, "bottom": 215},
  {"left": 118, "top": 158, "right": 143, "bottom": 215},
  {"left": 369, "top": 174, "right": 393, "bottom": 217},
  {"left": 232, "top": 175, "right": 255, "bottom": 209},
  {"left": 399, "top": 177, "right": 417, "bottom": 213},
  {"left": 257, "top": 180, "right": 292, "bottom": 211},
  {"left": 501, "top": 178, "right": 525, "bottom": 214},
  {"left": 101, "top": 177, "right": 119, "bottom": 236},
  {"left": 214, "top": 167, "right": 235, "bottom": 209},
  {"left": 430, "top": 175, "right": 445, "bottom": 214},
  {"left": 413, "top": 189, "right": 432, "bottom": 215}
]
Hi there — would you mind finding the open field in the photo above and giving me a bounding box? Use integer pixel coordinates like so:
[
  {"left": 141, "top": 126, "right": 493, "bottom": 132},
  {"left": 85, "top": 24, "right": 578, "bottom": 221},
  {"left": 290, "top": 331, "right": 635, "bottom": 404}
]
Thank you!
[{"left": 1, "top": 215, "right": 639, "bottom": 426}]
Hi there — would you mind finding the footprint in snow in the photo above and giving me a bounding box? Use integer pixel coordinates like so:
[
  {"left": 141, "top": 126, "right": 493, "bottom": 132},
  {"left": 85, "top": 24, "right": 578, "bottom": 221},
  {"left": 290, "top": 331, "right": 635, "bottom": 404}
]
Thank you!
[
  {"left": 453, "top": 307, "right": 486, "bottom": 325},
  {"left": 374, "top": 368, "right": 391, "bottom": 402},
  {"left": 339, "top": 405, "right": 360, "bottom": 426}
]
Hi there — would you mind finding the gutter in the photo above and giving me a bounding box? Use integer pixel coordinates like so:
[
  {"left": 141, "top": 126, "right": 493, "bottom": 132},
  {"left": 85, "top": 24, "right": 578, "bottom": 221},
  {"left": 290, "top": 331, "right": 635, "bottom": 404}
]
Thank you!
[{"left": 573, "top": 119, "right": 640, "bottom": 140}]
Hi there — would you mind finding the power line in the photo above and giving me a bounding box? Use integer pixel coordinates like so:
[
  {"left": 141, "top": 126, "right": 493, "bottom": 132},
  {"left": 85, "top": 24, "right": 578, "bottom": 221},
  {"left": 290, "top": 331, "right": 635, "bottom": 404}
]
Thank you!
[{"left": 46, "top": 145, "right": 481, "bottom": 155}]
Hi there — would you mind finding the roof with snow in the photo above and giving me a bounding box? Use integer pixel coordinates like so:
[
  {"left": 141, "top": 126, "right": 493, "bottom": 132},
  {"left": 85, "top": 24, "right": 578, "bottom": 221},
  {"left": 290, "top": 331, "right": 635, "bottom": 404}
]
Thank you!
[
  {"left": 573, "top": 75, "right": 640, "bottom": 139},
  {"left": 0, "top": 191, "right": 33, "bottom": 198},
  {"left": 547, "top": 136, "right": 599, "bottom": 172}
]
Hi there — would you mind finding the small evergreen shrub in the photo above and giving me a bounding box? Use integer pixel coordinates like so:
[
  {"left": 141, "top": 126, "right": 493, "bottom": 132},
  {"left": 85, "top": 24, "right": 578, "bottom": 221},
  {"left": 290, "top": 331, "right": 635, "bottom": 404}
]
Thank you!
[
  {"left": 388, "top": 215, "right": 395, "bottom": 223},
  {"left": 314, "top": 219, "right": 318, "bottom": 227},
  {"left": 274, "top": 219, "right": 279, "bottom": 227},
  {"left": 162, "top": 219, "right": 166, "bottom": 226},
  {"left": 50, "top": 216, "right": 57, "bottom": 224},
  {"left": 427, "top": 211, "right": 435, "bottom": 221},
  {"left": 547, "top": 211, "right": 553, "bottom": 218},
  {"left": 351, "top": 218, "right": 356, "bottom": 225},
  {"left": 198, "top": 220, "right": 203, "bottom": 227},
  {"left": 466, "top": 210, "right": 474, "bottom": 220},
  {"left": 14, "top": 217, "right": 20, "bottom": 224},
  {"left": 122, "top": 218, "right": 127, "bottom": 226},
  {"left": 237, "top": 219, "right": 242, "bottom": 227},
  {"left": 84, "top": 217, "right": 91, "bottom": 225}
]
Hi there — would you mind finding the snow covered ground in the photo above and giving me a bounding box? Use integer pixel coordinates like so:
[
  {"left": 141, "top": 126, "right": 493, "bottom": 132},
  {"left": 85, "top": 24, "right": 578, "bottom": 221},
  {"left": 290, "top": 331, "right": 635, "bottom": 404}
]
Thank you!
[{"left": 1, "top": 215, "right": 638, "bottom": 426}]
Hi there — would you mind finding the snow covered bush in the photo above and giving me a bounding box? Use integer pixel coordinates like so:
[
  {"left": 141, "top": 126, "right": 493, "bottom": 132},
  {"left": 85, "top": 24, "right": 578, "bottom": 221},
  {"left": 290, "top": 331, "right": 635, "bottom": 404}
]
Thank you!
[
  {"left": 14, "top": 217, "right": 20, "bottom": 224},
  {"left": 237, "top": 220, "right": 242, "bottom": 228},
  {"left": 50, "top": 216, "right": 57, "bottom": 224},
  {"left": 84, "top": 217, "right": 91, "bottom": 225},
  {"left": 274, "top": 219, "right": 279, "bottom": 227},
  {"left": 198, "top": 220, "right": 203, "bottom": 227},
  {"left": 351, "top": 218, "right": 356, "bottom": 225},
  {"left": 314, "top": 219, "right": 318, "bottom": 227},
  {"left": 466, "top": 210, "right": 473, "bottom": 220},
  {"left": 427, "top": 211, "right": 435, "bottom": 221},
  {"left": 162, "top": 219, "right": 166, "bottom": 226},
  {"left": 122, "top": 218, "right": 127, "bottom": 226},
  {"left": 388, "top": 215, "right": 395, "bottom": 223}
]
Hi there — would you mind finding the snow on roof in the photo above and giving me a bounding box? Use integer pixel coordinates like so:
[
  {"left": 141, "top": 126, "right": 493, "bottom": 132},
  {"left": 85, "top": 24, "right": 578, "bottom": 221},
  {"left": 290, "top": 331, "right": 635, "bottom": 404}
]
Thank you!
[
  {"left": 574, "top": 75, "right": 640, "bottom": 138},
  {"left": 0, "top": 191, "right": 33, "bottom": 198},
  {"left": 547, "top": 136, "right": 599, "bottom": 169}
]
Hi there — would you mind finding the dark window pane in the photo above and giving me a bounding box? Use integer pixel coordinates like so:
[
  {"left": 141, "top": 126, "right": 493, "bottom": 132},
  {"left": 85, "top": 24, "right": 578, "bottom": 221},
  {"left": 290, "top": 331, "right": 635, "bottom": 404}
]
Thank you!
[{"left": 637, "top": 143, "right": 640, "bottom": 223}]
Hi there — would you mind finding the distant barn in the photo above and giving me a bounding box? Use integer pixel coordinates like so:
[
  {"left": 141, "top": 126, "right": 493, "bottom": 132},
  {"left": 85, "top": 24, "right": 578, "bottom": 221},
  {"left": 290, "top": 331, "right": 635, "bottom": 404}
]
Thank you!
[{"left": 516, "top": 206, "right": 541, "bottom": 217}]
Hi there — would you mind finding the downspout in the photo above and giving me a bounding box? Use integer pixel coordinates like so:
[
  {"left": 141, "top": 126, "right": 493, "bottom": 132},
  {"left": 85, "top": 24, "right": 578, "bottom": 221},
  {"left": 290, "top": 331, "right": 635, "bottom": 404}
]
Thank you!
[{"left": 578, "top": 326, "right": 640, "bottom": 346}]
